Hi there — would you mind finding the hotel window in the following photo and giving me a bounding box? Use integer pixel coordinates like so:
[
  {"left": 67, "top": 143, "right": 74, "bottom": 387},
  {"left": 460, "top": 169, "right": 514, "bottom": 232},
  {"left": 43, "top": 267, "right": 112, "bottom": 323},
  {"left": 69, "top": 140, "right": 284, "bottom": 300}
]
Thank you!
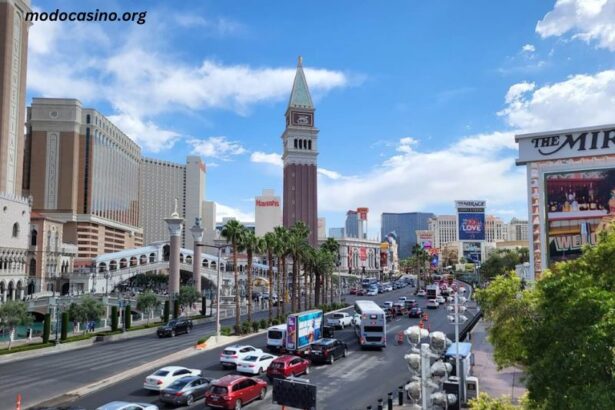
[{"left": 86, "top": 114, "right": 90, "bottom": 124}]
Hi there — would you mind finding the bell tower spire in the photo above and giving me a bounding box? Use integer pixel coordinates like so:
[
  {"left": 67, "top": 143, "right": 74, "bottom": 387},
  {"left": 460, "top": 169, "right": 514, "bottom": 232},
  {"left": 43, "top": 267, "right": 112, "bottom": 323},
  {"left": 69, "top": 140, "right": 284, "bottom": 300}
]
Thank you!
[{"left": 282, "top": 56, "right": 319, "bottom": 246}]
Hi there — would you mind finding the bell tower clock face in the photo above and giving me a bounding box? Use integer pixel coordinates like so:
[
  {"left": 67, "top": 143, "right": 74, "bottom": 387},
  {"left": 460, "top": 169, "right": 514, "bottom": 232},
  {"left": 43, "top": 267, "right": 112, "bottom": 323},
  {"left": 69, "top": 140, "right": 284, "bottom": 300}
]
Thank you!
[{"left": 291, "top": 111, "right": 313, "bottom": 127}]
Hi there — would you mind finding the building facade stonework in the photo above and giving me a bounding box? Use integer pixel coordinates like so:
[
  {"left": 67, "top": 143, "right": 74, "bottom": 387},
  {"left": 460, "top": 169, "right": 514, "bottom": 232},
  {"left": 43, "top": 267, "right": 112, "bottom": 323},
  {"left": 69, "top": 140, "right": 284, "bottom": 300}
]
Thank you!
[{"left": 282, "top": 57, "right": 319, "bottom": 246}]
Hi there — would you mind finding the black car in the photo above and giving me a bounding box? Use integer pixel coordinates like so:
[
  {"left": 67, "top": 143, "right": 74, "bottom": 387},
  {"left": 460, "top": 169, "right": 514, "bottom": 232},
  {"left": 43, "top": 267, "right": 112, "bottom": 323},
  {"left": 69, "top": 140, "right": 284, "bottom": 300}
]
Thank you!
[
  {"left": 160, "top": 376, "right": 212, "bottom": 406},
  {"left": 404, "top": 299, "right": 418, "bottom": 310},
  {"left": 309, "top": 338, "right": 348, "bottom": 364},
  {"left": 408, "top": 307, "right": 424, "bottom": 318},
  {"left": 157, "top": 318, "right": 193, "bottom": 338}
]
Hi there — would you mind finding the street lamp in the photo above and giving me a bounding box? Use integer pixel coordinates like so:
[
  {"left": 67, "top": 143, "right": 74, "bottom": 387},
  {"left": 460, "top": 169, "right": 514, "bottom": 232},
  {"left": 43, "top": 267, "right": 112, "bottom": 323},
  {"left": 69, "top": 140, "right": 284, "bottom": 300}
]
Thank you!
[
  {"left": 447, "top": 288, "right": 468, "bottom": 405},
  {"left": 194, "top": 243, "right": 229, "bottom": 343}
]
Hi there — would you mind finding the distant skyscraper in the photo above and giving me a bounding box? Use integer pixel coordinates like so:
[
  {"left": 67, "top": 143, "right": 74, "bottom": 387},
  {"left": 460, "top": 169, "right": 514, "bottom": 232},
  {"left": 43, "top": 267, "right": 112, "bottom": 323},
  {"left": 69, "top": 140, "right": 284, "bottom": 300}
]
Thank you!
[
  {"left": 26, "top": 98, "right": 143, "bottom": 259},
  {"left": 345, "top": 210, "right": 359, "bottom": 238},
  {"left": 380, "top": 212, "right": 435, "bottom": 259},
  {"left": 140, "top": 156, "right": 205, "bottom": 248},
  {"left": 329, "top": 227, "right": 345, "bottom": 239},
  {"left": 507, "top": 217, "right": 529, "bottom": 242},
  {"left": 201, "top": 200, "right": 217, "bottom": 244},
  {"left": 282, "top": 56, "right": 319, "bottom": 246},
  {"left": 255, "top": 189, "right": 281, "bottom": 237}
]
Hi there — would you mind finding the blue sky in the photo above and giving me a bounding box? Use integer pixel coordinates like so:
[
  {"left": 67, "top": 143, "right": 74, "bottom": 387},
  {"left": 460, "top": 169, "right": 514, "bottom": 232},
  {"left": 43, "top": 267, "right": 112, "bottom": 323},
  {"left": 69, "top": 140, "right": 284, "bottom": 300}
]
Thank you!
[{"left": 27, "top": 0, "right": 615, "bottom": 238}]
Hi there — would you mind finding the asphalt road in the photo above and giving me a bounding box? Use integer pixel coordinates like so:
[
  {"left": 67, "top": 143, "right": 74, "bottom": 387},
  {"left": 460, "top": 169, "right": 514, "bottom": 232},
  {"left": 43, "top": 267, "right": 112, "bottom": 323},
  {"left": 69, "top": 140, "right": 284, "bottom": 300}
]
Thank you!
[{"left": 53, "top": 284, "right": 476, "bottom": 410}]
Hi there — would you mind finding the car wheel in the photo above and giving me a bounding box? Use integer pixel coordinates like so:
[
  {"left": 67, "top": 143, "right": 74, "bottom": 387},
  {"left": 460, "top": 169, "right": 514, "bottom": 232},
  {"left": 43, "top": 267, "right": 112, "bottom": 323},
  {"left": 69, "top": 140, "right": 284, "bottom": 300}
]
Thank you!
[
  {"left": 171, "top": 330, "right": 176, "bottom": 337},
  {"left": 186, "top": 327, "right": 191, "bottom": 334},
  {"left": 259, "top": 388, "right": 266, "bottom": 400},
  {"left": 305, "top": 366, "right": 310, "bottom": 375},
  {"left": 259, "top": 367, "right": 264, "bottom": 375},
  {"left": 343, "top": 348, "right": 348, "bottom": 358},
  {"left": 329, "top": 355, "right": 335, "bottom": 365},
  {"left": 235, "top": 399, "right": 242, "bottom": 410},
  {"left": 186, "top": 395, "right": 194, "bottom": 405}
]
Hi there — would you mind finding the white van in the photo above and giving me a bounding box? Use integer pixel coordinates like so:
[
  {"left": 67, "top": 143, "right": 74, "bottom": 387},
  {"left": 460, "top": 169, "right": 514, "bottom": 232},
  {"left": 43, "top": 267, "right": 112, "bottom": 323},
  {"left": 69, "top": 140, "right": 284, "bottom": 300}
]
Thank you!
[{"left": 266, "top": 324, "right": 287, "bottom": 352}]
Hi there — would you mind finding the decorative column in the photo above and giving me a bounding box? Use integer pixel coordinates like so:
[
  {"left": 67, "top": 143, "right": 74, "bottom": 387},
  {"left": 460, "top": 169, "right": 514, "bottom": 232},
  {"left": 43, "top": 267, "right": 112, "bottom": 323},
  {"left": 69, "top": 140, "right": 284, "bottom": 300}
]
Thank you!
[
  {"left": 165, "top": 199, "right": 184, "bottom": 315},
  {"left": 190, "top": 217, "right": 204, "bottom": 292}
]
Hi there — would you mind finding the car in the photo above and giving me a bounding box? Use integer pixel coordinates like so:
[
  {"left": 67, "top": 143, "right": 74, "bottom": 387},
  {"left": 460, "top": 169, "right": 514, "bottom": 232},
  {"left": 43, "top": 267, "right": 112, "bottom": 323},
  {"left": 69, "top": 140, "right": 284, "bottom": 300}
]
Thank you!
[
  {"left": 382, "top": 301, "right": 394, "bottom": 310},
  {"left": 366, "top": 288, "right": 378, "bottom": 296},
  {"left": 398, "top": 296, "right": 408, "bottom": 303},
  {"left": 417, "top": 289, "right": 427, "bottom": 297},
  {"left": 220, "top": 345, "right": 264, "bottom": 368},
  {"left": 426, "top": 299, "right": 439, "bottom": 309},
  {"left": 351, "top": 312, "right": 361, "bottom": 326},
  {"left": 96, "top": 402, "right": 158, "bottom": 410},
  {"left": 404, "top": 299, "right": 417, "bottom": 309},
  {"left": 385, "top": 284, "right": 393, "bottom": 292},
  {"left": 392, "top": 302, "right": 406, "bottom": 315},
  {"left": 326, "top": 312, "right": 353, "bottom": 328},
  {"left": 204, "top": 375, "right": 267, "bottom": 410},
  {"left": 408, "top": 307, "right": 423, "bottom": 318},
  {"left": 236, "top": 352, "right": 277, "bottom": 375},
  {"left": 157, "top": 318, "right": 193, "bottom": 338},
  {"left": 435, "top": 295, "right": 446, "bottom": 304},
  {"left": 143, "top": 366, "right": 202, "bottom": 391},
  {"left": 349, "top": 288, "right": 358, "bottom": 295},
  {"left": 159, "top": 376, "right": 212, "bottom": 407},
  {"left": 385, "top": 310, "right": 393, "bottom": 322},
  {"left": 308, "top": 338, "right": 348, "bottom": 364},
  {"left": 267, "top": 355, "right": 310, "bottom": 380}
]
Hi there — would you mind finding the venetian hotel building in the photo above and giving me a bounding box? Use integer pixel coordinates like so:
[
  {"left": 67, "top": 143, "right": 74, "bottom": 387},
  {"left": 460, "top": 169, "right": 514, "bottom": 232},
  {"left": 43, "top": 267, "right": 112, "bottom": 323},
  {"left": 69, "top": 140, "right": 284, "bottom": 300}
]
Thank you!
[{"left": 24, "top": 98, "right": 143, "bottom": 261}]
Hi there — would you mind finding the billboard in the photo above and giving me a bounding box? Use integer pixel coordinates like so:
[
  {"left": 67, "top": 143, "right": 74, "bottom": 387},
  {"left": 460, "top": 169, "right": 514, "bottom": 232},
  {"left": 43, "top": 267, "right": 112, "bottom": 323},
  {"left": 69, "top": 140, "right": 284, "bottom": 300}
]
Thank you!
[
  {"left": 286, "top": 310, "right": 323, "bottom": 350},
  {"left": 357, "top": 207, "right": 369, "bottom": 221},
  {"left": 416, "top": 230, "right": 434, "bottom": 249},
  {"left": 462, "top": 241, "right": 482, "bottom": 262},
  {"left": 458, "top": 213, "right": 485, "bottom": 241},
  {"left": 544, "top": 167, "right": 615, "bottom": 266},
  {"left": 359, "top": 247, "right": 367, "bottom": 261}
]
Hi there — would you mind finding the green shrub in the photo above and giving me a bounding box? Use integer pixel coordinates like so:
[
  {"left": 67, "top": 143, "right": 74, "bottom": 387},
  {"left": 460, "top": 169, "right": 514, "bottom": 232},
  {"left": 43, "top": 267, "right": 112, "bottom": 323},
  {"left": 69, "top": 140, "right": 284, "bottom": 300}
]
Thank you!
[
  {"left": 271, "top": 318, "right": 279, "bottom": 326},
  {"left": 0, "top": 342, "right": 55, "bottom": 355},
  {"left": 252, "top": 321, "right": 260, "bottom": 332},
  {"left": 60, "top": 312, "right": 69, "bottom": 341},
  {"left": 197, "top": 336, "right": 209, "bottom": 345},
  {"left": 173, "top": 302, "right": 180, "bottom": 319},
  {"left": 124, "top": 305, "right": 132, "bottom": 330},
  {"left": 163, "top": 300, "right": 170, "bottom": 323},
  {"left": 111, "top": 306, "right": 119, "bottom": 331},
  {"left": 221, "top": 327, "right": 232, "bottom": 336},
  {"left": 42, "top": 313, "right": 51, "bottom": 344},
  {"left": 259, "top": 319, "right": 268, "bottom": 329},
  {"left": 234, "top": 324, "right": 243, "bottom": 335}
]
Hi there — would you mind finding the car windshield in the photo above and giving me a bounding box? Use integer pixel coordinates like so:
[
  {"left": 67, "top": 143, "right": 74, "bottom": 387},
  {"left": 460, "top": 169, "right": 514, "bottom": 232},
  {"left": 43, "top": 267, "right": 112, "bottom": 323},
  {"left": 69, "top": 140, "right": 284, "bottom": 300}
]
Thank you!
[
  {"left": 243, "top": 356, "right": 258, "bottom": 362},
  {"left": 223, "top": 349, "right": 237, "bottom": 355},
  {"left": 332, "top": 314, "right": 343, "bottom": 318},
  {"left": 166, "top": 320, "right": 177, "bottom": 327},
  {"left": 210, "top": 385, "right": 227, "bottom": 394},
  {"left": 154, "top": 370, "right": 169, "bottom": 376},
  {"left": 168, "top": 379, "right": 191, "bottom": 389},
  {"left": 268, "top": 330, "right": 283, "bottom": 339}
]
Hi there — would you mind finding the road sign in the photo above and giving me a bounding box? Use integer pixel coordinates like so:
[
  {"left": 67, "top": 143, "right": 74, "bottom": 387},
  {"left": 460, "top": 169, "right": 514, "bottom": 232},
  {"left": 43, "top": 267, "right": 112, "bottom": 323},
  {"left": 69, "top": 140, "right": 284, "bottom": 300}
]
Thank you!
[{"left": 273, "top": 377, "right": 317, "bottom": 410}]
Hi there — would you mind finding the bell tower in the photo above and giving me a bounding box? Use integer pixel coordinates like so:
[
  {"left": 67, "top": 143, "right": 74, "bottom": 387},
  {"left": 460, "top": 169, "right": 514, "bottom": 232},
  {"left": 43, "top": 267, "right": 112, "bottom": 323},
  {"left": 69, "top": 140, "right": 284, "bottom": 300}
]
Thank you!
[{"left": 282, "top": 56, "right": 319, "bottom": 246}]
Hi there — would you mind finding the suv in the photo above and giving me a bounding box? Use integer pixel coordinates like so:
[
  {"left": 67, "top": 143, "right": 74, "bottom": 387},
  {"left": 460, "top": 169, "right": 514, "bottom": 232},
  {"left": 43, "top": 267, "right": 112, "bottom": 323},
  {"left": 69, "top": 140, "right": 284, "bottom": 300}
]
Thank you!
[
  {"left": 220, "top": 345, "right": 263, "bottom": 369},
  {"left": 204, "top": 375, "right": 267, "bottom": 410},
  {"left": 308, "top": 338, "right": 348, "bottom": 364},
  {"left": 157, "top": 318, "right": 193, "bottom": 338},
  {"left": 266, "top": 355, "right": 310, "bottom": 380}
]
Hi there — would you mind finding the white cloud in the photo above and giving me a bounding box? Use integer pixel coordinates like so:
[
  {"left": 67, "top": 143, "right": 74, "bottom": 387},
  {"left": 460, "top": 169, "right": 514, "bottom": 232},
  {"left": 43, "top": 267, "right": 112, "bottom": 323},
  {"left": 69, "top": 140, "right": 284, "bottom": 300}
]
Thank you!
[
  {"left": 498, "top": 70, "right": 615, "bottom": 131},
  {"left": 215, "top": 202, "right": 254, "bottom": 223},
  {"left": 317, "top": 168, "right": 343, "bottom": 180},
  {"left": 397, "top": 137, "right": 419, "bottom": 153},
  {"left": 174, "top": 15, "right": 243, "bottom": 35},
  {"left": 188, "top": 137, "right": 246, "bottom": 160},
  {"left": 250, "top": 151, "right": 283, "bottom": 167},
  {"left": 107, "top": 114, "right": 180, "bottom": 153},
  {"left": 536, "top": 0, "right": 615, "bottom": 50},
  {"left": 521, "top": 44, "right": 536, "bottom": 53}
]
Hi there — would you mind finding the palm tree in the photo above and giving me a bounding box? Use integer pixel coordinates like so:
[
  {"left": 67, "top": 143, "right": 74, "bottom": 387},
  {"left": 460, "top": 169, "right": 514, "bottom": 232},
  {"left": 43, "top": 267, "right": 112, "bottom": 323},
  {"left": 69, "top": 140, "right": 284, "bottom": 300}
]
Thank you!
[
  {"left": 220, "top": 219, "right": 245, "bottom": 332},
  {"left": 303, "top": 247, "right": 316, "bottom": 309},
  {"left": 241, "top": 230, "right": 262, "bottom": 323},
  {"left": 411, "top": 244, "right": 429, "bottom": 289},
  {"left": 321, "top": 238, "right": 339, "bottom": 304},
  {"left": 263, "top": 232, "right": 277, "bottom": 323},
  {"left": 288, "top": 222, "right": 310, "bottom": 312},
  {"left": 273, "top": 226, "right": 290, "bottom": 317}
]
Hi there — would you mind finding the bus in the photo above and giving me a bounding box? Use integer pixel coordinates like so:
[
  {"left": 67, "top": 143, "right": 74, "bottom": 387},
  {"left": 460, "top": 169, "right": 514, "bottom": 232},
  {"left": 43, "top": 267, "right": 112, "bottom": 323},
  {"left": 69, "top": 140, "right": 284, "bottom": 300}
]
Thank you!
[
  {"left": 361, "top": 278, "right": 378, "bottom": 289},
  {"left": 353, "top": 300, "right": 387, "bottom": 349}
]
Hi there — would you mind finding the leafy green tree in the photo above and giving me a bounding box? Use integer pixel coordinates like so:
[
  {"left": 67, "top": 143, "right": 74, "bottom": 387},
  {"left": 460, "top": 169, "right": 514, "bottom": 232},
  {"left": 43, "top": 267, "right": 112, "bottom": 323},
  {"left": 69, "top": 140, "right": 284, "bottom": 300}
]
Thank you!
[
  {"left": 60, "top": 311, "right": 68, "bottom": 340},
  {"left": 178, "top": 286, "right": 200, "bottom": 312},
  {"left": 479, "top": 248, "right": 529, "bottom": 281},
  {"left": 221, "top": 219, "right": 245, "bottom": 330},
  {"left": 469, "top": 393, "right": 520, "bottom": 410},
  {"left": 137, "top": 291, "right": 160, "bottom": 324},
  {"left": 321, "top": 238, "right": 339, "bottom": 304},
  {"left": 0, "top": 300, "right": 33, "bottom": 350},
  {"left": 68, "top": 296, "right": 105, "bottom": 333},
  {"left": 263, "top": 232, "right": 277, "bottom": 323},
  {"left": 273, "top": 226, "right": 290, "bottom": 317},
  {"left": 124, "top": 305, "right": 132, "bottom": 329},
  {"left": 243, "top": 230, "right": 264, "bottom": 322},
  {"left": 111, "top": 306, "right": 119, "bottom": 331},
  {"left": 288, "top": 222, "right": 310, "bottom": 312},
  {"left": 476, "top": 231, "right": 615, "bottom": 409}
]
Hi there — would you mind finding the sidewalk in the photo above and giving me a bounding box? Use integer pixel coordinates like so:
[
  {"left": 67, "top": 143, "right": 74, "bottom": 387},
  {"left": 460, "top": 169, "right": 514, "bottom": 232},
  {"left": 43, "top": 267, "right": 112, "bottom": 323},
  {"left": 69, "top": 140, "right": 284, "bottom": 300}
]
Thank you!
[{"left": 470, "top": 319, "right": 526, "bottom": 403}]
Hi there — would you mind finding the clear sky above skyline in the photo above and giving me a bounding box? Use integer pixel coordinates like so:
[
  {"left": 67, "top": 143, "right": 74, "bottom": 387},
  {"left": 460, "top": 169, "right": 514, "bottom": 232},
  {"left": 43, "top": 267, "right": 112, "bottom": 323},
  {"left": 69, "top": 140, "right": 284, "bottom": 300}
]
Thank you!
[{"left": 26, "top": 0, "right": 615, "bottom": 239}]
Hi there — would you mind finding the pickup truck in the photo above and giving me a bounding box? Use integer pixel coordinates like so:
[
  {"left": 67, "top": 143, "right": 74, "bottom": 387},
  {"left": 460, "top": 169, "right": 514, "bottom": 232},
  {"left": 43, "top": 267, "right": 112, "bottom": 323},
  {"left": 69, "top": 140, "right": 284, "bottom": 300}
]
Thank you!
[{"left": 327, "top": 312, "right": 353, "bottom": 329}]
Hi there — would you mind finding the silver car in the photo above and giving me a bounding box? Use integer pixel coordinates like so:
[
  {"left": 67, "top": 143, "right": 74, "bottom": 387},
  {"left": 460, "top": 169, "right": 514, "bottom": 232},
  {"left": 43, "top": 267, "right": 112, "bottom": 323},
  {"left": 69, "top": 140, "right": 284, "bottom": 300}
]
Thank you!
[
  {"left": 160, "top": 376, "right": 212, "bottom": 406},
  {"left": 96, "top": 402, "right": 158, "bottom": 410}
]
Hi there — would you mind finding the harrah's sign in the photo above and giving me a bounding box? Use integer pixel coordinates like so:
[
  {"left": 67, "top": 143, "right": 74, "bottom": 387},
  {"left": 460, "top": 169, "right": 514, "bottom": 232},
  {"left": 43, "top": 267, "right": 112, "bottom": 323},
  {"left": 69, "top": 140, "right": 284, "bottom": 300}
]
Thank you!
[
  {"left": 516, "top": 126, "right": 615, "bottom": 164},
  {"left": 256, "top": 199, "right": 280, "bottom": 207}
]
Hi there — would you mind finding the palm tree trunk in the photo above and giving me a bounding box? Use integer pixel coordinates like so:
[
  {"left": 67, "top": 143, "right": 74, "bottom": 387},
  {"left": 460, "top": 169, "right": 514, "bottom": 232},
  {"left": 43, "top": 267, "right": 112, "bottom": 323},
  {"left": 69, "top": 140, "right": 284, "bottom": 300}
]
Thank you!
[
  {"left": 323, "top": 274, "right": 328, "bottom": 306},
  {"left": 281, "top": 256, "right": 287, "bottom": 317},
  {"left": 296, "top": 259, "right": 302, "bottom": 312},
  {"left": 268, "top": 251, "right": 273, "bottom": 323},
  {"left": 330, "top": 274, "right": 334, "bottom": 305},
  {"left": 233, "top": 242, "right": 240, "bottom": 332},
  {"left": 247, "top": 252, "right": 253, "bottom": 323},
  {"left": 276, "top": 259, "right": 281, "bottom": 318},
  {"left": 314, "top": 273, "right": 320, "bottom": 307},
  {"left": 291, "top": 256, "right": 297, "bottom": 312},
  {"left": 305, "top": 271, "right": 310, "bottom": 310}
]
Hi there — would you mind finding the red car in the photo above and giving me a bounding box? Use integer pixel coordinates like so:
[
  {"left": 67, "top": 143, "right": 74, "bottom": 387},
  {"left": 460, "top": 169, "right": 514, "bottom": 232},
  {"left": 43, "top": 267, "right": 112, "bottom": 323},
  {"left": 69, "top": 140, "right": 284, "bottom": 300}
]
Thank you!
[
  {"left": 266, "top": 355, "right": 310, "bottom": 380},
  {"left": 204, "top": 375, "right": 267, "bottom": 409}
]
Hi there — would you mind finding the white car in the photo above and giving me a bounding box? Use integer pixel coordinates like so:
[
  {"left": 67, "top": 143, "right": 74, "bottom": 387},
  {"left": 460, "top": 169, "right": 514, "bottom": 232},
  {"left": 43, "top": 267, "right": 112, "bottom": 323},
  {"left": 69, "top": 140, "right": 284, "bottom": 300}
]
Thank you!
[
  {"left": 96, "top": 402, "right": 159, "bottom": 410},
  {"left": 426, "top": 299, "right": 439, "bottom": 309},
  {"left": 220, "top": 344, "right": 263, "bottom": 368},
  {"left": 366, "top": 288, "right": 378, "bottom": 296},
  {"left": 417, "top": 289, "right": 427, "bottom": 297},
  {"left": 143, "top": 366, "right": 201, "bottom": 391},
  {"left": 435, "top": 296, "right": 446, "bottom": 304},
  {"left": 327, "top": 312, "right": 353, "bottom": 328},
  {"left": 236, "top": 352, "right": 277, "bottom": 374},
  {"left": 398, "top": 296, "right": 408, "bottom": 303},
  {"left": 382, "top": 301, "right": 394, "bottom": 310}
]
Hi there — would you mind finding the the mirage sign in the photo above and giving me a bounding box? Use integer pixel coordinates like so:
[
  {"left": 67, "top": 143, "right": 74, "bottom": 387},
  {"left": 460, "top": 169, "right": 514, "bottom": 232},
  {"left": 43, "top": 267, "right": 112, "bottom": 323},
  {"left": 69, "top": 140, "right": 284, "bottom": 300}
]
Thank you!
[{"left": 516, "top": 125, "right": 615, "bottom": 164}]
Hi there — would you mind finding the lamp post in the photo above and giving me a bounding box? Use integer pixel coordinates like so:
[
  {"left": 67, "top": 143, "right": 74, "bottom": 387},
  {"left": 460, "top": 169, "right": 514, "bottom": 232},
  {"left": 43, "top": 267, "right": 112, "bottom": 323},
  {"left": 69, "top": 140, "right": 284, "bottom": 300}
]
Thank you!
[
  {"left": 447, "top": 287, "right": 468, "bottom": 406},
  {"left": 194, "top": 243, "right": 229, "bottom": 344}
]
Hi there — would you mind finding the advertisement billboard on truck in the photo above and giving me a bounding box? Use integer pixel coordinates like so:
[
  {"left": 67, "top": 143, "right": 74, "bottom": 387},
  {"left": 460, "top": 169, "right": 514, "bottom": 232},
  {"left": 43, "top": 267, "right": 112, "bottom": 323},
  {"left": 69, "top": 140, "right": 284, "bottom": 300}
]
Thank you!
[{"left": 286, "top": 309, "right": 323, "bottom": 351}]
